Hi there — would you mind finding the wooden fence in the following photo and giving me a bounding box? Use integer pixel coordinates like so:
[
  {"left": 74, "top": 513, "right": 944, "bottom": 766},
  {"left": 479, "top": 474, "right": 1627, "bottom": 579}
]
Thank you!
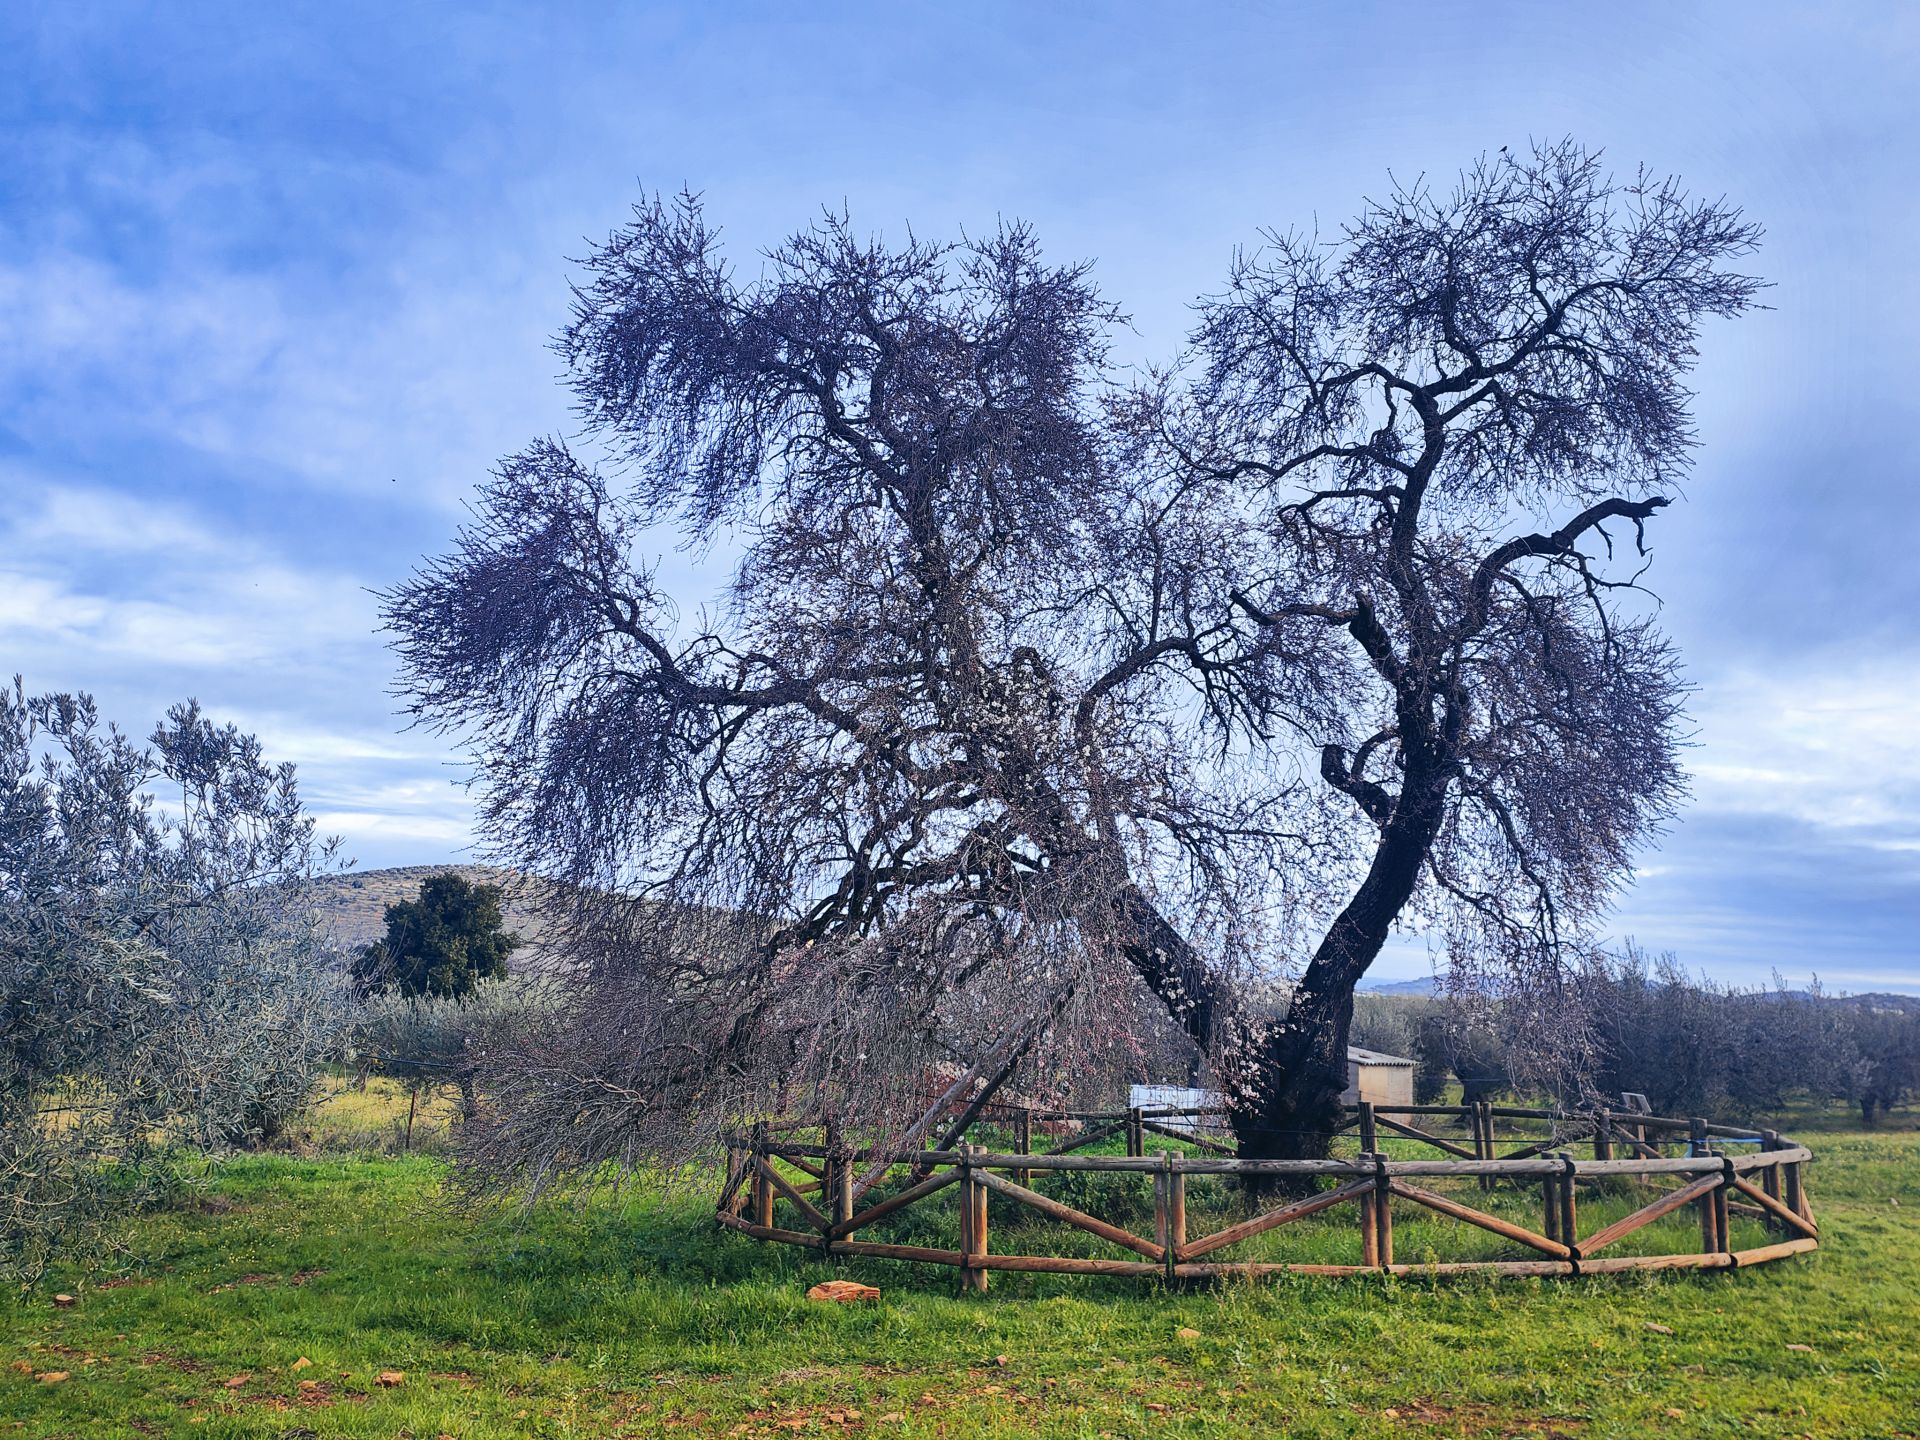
[{"left": 716, "top": 1100, "right": 1818, "bottom": 1285}]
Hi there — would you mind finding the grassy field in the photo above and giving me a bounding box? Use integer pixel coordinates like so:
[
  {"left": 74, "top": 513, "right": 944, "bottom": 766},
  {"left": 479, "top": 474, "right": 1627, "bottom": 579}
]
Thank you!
[{"left": 5, "top": 1086, "right": 1917, "bottom": 1439}]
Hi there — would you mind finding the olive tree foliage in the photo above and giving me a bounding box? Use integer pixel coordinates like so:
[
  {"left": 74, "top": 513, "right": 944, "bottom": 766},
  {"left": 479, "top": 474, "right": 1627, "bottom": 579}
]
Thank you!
[
  {"left": 386, "top": 142, "right": 1761, "bottom": 1192},
  {"left": 0, "top": 682, "right": 348, "bottom": 1280},
  {"left": 356, "top": 977, "right": 557, "bottom": 1121},
  {"left": 387, "top": 204, "right": 1284, "bottom": 1193}
]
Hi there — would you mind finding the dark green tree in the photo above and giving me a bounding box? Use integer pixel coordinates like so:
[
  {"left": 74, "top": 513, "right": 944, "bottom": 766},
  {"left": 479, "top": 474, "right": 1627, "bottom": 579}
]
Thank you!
[{"left": 354, "top": 873, "right": 520, "bottom": 999}]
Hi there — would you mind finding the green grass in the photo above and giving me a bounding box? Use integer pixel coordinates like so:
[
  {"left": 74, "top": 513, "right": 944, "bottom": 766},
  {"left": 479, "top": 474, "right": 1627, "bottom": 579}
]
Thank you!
[{"left": 5, "top": 1107, "right": 1918, "bottom": 1439}]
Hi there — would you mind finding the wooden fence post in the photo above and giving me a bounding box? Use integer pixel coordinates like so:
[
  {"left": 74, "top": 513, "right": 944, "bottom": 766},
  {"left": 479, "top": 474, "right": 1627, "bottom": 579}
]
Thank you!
[
  {"left": 1688, "top": 1119, "right": 1717, "bottom": 1254},
  {"left": 1016, "top": 1107, "right": 1034, "bottom": 1188},
  {"left": 1358, "top": 1101, "right": 1377, "bottom": 1156},
  {"left": 973, "top": 1145, "right": 990, "bottom": 1291},
  {"left": 1159, "top": 1159, "right": 1175, "bottom": 1282},
  {"left": 1557, "top": 1152, "right": 1578, "bottom": 1264},
  {"left": 1126, "top": 1107, "right": 1144, "bottom": 1158},
  {"left": 1154, "top": 1154, "right": 1170, "bottom": 1279},
  {"left": 958, "top": 1144, "right": 975, "bottom": 1291},
  {"left": 1151, "top": 1150, "right": 1187, "bottom": 1282},
  {"left": 721, "top": 1142, "right": 743, "bottom": 1221},
  {"left": 1593, "top": 1109, "right": 1613, "bottom": 1162},
  {"left": 1475, "top": 1102, "right": 1495, "bottom": 1192},
  {"left": 1760, "top": 1130, "right": 1783, "bottom": 1206},
  {"left": 1359, "top": 1155, "right": 1380, "bottom": 1267},
  {"left": 958, "top": 1144, "right": 989, "bottom": 1293},
  {"left": 1712, "top": 1157, "right": 1733, "bottom": 1256},
  {"left": 1373, "top": 1153, "right": 1393, "bottom": 1269},
  {"left": 1543, "top": 1160, "right": 1562, "bottom": 1244},
  {"left": 827, "top": 1127, "right": 854, "bottom": 1252},
  {"left": 751, "top": 1122, "right": 774, "bottom": 1229}
]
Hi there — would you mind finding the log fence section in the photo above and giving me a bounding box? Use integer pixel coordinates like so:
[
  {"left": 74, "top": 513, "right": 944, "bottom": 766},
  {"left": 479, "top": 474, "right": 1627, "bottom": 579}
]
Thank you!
[{"left": 719, "top": 1099, "right": 1817, "bottom": 1285}]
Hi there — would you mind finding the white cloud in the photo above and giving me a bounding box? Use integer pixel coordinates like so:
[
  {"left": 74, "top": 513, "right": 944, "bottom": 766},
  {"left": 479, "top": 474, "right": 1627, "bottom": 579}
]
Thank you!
[
  {"left": 1, "top": 472, "right": 473, "bottom": 866},
  {"left": 1687, "top": 658, "right": 1920, "bottom": 846},
  {"left": 1, "top": 471, "right": 234, "bottom": 557},
  {"left": 240, "top": 723, "right": 451, "bottom": 768},
  {"left": 0, "top": 572, "right": 109, "bottom": 638},
  {"left": 312, "top": 809, "right": 476, "bottom": 849},
  {"left": 0, "top": 233, "right": 557, "bottom": 509},
  {"left": 0, "top": 562, "right": 371, "bottom": 669}
]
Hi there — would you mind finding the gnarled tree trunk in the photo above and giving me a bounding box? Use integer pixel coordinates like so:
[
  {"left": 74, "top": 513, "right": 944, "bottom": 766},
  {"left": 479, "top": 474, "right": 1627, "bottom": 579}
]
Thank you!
[{"left": 1230, "top": 775, "right": 1448, "bottom": 1179}]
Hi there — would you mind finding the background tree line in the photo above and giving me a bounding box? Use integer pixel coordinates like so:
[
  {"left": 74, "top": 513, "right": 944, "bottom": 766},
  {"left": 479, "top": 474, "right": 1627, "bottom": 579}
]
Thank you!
[{"left": 1346, "top": 950, "right": 1920, "bottom": 1124}]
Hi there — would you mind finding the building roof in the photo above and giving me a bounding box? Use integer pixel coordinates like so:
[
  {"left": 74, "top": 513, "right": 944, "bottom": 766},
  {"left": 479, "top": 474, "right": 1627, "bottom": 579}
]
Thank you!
[{"left": 1346, "top": 1046, "right": 1415, "bottom": 1067}]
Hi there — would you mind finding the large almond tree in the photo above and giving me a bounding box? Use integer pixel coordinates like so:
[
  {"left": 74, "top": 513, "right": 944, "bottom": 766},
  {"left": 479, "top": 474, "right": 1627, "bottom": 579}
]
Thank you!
[{"left": 386, "top": 143, "right": 1760, "bottom": 1188}]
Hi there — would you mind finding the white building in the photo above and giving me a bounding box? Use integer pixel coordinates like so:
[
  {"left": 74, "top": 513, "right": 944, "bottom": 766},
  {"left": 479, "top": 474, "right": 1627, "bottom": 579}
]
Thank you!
[{"left": 1131, "top": 1045, "right": 1417, "bottom": 1128}]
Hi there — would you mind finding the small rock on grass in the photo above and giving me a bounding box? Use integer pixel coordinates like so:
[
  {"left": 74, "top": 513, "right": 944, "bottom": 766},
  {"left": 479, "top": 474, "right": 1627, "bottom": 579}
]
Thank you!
[{"left": 806, "top": 1280, "right": 880, "bottom": 1303}]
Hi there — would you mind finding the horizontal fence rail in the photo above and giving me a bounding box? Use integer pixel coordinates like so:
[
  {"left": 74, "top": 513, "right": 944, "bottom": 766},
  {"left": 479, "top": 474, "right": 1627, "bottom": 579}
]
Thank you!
[{"left": 715, "top": 1100, "right": 1818, "bottom": 1286}]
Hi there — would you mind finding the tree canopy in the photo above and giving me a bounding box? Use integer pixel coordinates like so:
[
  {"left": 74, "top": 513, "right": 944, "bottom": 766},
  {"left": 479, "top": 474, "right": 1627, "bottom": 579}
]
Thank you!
[
  {"left": 353, "top": 872, "right": 521, "bottom": 999},
  {"left": 385, "top": 141, "right": 1762, "bottom": 1189}
]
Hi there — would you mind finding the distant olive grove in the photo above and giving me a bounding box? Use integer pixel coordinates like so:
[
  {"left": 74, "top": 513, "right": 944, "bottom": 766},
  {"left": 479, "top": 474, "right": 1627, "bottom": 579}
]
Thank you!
[{"left": 1349, "top": 951, "right": 1920, "bottom": 1124}]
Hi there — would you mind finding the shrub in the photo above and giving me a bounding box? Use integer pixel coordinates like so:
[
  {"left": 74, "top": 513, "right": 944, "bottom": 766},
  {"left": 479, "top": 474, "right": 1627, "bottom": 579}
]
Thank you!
[
  {"left": 0, "top": 683, "right": 350, "bottom": 1282},
  {"left": 353, "top": 872, "right": 521, "bottom": 999}
]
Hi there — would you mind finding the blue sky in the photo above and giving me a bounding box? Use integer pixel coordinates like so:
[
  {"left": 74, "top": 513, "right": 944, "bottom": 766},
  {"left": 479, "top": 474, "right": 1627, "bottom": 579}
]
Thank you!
[{"left": 4, "top": 3, "right": 1917, "bottom": 990}]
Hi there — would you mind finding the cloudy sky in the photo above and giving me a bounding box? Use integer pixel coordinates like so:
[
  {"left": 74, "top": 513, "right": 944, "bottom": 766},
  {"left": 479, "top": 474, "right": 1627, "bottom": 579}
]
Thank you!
[{"left": 4, "top": 3, "right": 1916, "bottom": 990}]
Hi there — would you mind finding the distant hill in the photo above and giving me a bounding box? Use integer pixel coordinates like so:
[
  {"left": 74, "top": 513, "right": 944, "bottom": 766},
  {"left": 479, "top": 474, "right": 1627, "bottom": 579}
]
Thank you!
[
  {"left": 1834, "top": 991, "right": 1920, "bottom": 1013},
  {"left": 1359, "top": 976, "right": 1440, "bottom": 996},
  {"left": 309, "top": 864, "right": 558, "bottom": 971}
]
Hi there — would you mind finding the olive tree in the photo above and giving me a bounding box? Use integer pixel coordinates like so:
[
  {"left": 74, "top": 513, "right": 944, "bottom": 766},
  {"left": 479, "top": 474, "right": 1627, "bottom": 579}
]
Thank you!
[
  {"left": 386, "top": 142, "right": 1760, "bottom": 1190},
  {"left": 1167, "top": 141, "right": 1762, "bottom": 1149},
  {"left": 0, "top": 682, "right": 348, "bottom": 1279}
]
